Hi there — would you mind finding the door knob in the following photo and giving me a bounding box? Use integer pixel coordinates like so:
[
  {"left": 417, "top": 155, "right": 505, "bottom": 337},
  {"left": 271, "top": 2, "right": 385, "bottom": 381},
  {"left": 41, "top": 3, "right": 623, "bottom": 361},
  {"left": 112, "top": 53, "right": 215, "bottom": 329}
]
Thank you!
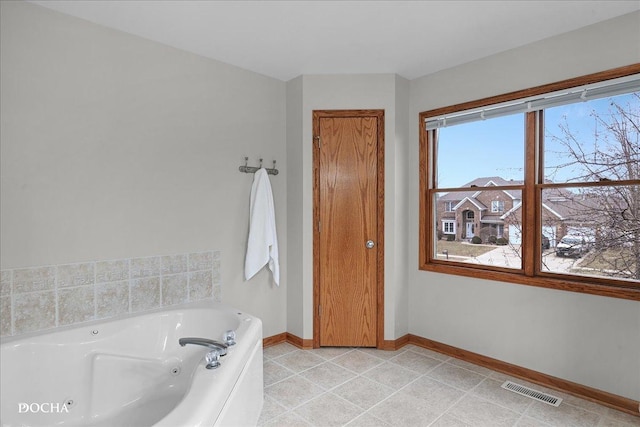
[{"left": 366, "top": 240, "right": 375, "bottom": 249}]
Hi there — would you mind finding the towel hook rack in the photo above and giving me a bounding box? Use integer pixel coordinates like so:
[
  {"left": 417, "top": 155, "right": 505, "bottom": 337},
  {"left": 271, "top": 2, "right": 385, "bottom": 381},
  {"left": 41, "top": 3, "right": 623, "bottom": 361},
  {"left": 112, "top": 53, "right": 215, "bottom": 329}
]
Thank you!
[{"left": 239, "top": 156, "right": 279, "bottom": 176}]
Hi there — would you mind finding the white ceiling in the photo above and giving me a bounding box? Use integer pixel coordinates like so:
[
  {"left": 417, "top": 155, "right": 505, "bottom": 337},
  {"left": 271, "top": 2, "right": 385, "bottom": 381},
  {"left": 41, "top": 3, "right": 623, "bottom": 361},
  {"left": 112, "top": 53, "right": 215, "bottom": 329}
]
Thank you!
[{"left": 30, "top": 1, "right": 640, "bottom": 81}]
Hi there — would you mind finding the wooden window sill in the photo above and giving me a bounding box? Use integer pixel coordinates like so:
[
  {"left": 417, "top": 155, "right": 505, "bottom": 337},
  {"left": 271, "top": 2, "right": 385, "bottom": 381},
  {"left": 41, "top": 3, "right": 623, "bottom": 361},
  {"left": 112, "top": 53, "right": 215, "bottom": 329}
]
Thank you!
[{"left": 419, "top": 262, "right": 640, "bottom": 301}]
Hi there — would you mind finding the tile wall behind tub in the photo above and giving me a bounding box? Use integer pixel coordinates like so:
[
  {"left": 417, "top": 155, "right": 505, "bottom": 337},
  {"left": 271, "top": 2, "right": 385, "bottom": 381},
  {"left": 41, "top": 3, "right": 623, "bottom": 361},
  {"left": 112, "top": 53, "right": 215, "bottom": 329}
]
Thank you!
[{"left": 0, "top": 251, "right": 221, "bottom": 337}]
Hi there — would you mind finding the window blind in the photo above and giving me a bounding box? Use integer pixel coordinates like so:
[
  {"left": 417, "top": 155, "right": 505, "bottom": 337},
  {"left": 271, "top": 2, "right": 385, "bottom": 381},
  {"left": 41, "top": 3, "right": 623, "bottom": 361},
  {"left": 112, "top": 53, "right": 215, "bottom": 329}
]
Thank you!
[{"left": 424, "top": 74, "right": 640, "bottom": 131}]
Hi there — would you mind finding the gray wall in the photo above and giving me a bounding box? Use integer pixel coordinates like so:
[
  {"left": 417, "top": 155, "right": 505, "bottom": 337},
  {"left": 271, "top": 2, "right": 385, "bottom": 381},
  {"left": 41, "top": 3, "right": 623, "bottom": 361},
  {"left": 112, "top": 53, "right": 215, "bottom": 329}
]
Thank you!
[
  {"left": 285, "top": 76, "right": 304, "bottom": 338},
  {"left": 0, "top": 1, "right": 288, "bottom": 337},
  {"left": 393, "top": 75, "right": 410, "bottom": 338},
  {"left": 408, "top": 12, "right": 640, "bottom": 400}
]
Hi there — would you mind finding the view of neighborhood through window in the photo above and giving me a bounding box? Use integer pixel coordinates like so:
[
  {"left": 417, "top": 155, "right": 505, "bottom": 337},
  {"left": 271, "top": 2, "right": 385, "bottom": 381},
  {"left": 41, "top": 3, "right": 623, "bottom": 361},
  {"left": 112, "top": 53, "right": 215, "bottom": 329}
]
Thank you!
[
  {"left": 433, "top": 113, "right": 525, "bottom": 270},
  {"left": 430, "top": 88, "right": 639, "bottom": 284},
  {"left": 542, "top": 93, "right": 639, "bottom": 281}
]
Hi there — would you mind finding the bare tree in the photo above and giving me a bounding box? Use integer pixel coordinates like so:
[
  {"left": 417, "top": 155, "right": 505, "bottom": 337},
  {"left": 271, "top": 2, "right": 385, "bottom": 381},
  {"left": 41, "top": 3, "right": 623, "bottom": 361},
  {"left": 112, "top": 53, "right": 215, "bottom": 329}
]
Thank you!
[{"left": 546, "top": 93, "right": 640, "bottom": 280}]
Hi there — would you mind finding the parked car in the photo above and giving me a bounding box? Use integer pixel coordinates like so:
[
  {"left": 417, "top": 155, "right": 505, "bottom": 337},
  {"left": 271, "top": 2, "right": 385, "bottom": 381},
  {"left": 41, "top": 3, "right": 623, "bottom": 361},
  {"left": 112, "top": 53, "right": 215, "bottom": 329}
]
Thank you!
[{"left": 555, "top": 235, "right": 588, "bottom": 258}]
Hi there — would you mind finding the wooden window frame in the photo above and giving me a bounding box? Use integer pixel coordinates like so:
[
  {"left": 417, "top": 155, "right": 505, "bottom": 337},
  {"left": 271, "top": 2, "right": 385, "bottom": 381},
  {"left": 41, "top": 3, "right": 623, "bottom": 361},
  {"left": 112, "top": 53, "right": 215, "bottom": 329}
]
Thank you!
[{"left": 419, "top": 64, "right": 640, "bottom": 301}]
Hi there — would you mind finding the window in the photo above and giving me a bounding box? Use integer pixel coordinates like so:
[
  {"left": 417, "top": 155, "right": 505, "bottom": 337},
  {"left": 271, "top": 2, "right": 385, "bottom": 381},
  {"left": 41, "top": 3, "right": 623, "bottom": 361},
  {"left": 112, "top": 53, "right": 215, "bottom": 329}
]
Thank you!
[
  {"left": 419, "top": 65, "right": 640, "bottom": 300},
  {"left": 491, "top": 200, "right": 505, "bottom": 213},
  {"left": 444, "top": 201, "right": 455, "bottom": 212},
  {"left": 443, "top": 220, "right": 455, "bottom": 234}
]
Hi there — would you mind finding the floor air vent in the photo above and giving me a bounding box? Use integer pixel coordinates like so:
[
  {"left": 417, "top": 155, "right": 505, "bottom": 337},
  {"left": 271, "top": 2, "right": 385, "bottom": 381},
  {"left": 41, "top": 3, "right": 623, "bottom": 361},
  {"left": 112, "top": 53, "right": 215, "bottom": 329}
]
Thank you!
[{"left": 501, "top": 381, "right": 562, "bottom": 407}]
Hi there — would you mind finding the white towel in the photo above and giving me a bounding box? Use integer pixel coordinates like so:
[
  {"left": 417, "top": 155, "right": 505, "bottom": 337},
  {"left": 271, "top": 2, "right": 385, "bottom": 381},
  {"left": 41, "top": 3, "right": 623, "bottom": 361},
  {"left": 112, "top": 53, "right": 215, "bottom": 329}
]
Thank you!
[{"left": 244, "top": 168, "right": 280, "bottom": 285}]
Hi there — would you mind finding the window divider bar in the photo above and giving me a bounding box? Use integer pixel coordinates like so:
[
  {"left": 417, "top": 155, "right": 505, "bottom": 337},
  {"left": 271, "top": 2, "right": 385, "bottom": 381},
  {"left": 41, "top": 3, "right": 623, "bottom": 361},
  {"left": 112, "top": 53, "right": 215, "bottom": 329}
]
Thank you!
[
  {"left": 535, "top": 112, "right": 545, "bottom": 276},
  {"left": 538, "top": 180, "right": 640, "bottom": 189},
  {"left": 431, "top": 185, "right": 525, "bottom": 193},
  {"left": 523, "top": 112, "right": 538, "bottom": 277}
]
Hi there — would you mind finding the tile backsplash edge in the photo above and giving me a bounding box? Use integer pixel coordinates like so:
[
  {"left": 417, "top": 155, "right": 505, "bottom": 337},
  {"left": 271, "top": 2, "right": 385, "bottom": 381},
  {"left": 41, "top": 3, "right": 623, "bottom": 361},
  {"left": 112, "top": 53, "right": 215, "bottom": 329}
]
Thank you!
[{"left": 0, "top": 250, "right": 222, "bottom": 338}]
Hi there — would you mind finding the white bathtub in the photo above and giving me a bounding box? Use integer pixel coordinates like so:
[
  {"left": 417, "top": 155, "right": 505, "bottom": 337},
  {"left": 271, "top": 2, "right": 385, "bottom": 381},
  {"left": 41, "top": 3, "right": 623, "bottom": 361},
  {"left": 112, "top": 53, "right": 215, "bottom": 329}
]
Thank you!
[{"left": 0, "top": 300, "right": 264, "bottom": 427}]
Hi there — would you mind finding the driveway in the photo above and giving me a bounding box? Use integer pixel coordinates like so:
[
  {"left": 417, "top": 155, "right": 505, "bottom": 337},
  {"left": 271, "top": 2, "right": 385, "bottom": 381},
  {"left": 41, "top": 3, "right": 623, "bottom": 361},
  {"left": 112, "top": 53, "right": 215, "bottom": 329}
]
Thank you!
[
  {"left": 464, "top": 245, "right": 577, "bottom": 273},
  {"left": 464, "top": 245, "right": 522, "bottom": 269},
  {"left": 541, "top": 249, "right": 578, "bottom": 273}
]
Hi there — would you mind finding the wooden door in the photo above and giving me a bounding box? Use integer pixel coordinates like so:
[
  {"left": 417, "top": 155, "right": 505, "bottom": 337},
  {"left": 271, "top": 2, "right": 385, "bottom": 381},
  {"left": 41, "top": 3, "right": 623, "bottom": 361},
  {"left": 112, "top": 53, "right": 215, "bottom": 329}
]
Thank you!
[{"left": 313, "top": 110, "right": 384, "bottom": 348}]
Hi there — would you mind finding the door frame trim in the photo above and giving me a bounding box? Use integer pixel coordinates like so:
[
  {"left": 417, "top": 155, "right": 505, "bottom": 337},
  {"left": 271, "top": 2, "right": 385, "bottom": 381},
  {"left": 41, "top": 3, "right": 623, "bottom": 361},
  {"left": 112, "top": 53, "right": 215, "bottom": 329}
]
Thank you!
[{"left": 312, "top": 109, "right": 385, "bottom": 348}]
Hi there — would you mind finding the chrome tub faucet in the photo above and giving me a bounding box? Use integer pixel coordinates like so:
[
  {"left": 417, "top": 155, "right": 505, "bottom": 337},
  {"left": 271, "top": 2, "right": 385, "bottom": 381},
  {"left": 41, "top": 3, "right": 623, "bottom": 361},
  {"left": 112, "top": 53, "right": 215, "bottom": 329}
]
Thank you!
[{"left": 179, "top": 337, "right": 229, "bottom": 369}]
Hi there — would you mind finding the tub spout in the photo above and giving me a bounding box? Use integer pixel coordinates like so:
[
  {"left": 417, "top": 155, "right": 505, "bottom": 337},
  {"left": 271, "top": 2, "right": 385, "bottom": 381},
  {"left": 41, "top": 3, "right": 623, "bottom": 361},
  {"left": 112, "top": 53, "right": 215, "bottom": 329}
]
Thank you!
[{"left": 179, "top": 337, "right": 228, "bottom": 356}]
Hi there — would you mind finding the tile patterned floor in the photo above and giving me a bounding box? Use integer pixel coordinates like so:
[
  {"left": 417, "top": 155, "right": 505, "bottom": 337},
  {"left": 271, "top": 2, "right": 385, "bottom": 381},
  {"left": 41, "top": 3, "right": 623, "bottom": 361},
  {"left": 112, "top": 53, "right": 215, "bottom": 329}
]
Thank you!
[{"left": 259, "top": 343, "right": 639, "bottom": 427}]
